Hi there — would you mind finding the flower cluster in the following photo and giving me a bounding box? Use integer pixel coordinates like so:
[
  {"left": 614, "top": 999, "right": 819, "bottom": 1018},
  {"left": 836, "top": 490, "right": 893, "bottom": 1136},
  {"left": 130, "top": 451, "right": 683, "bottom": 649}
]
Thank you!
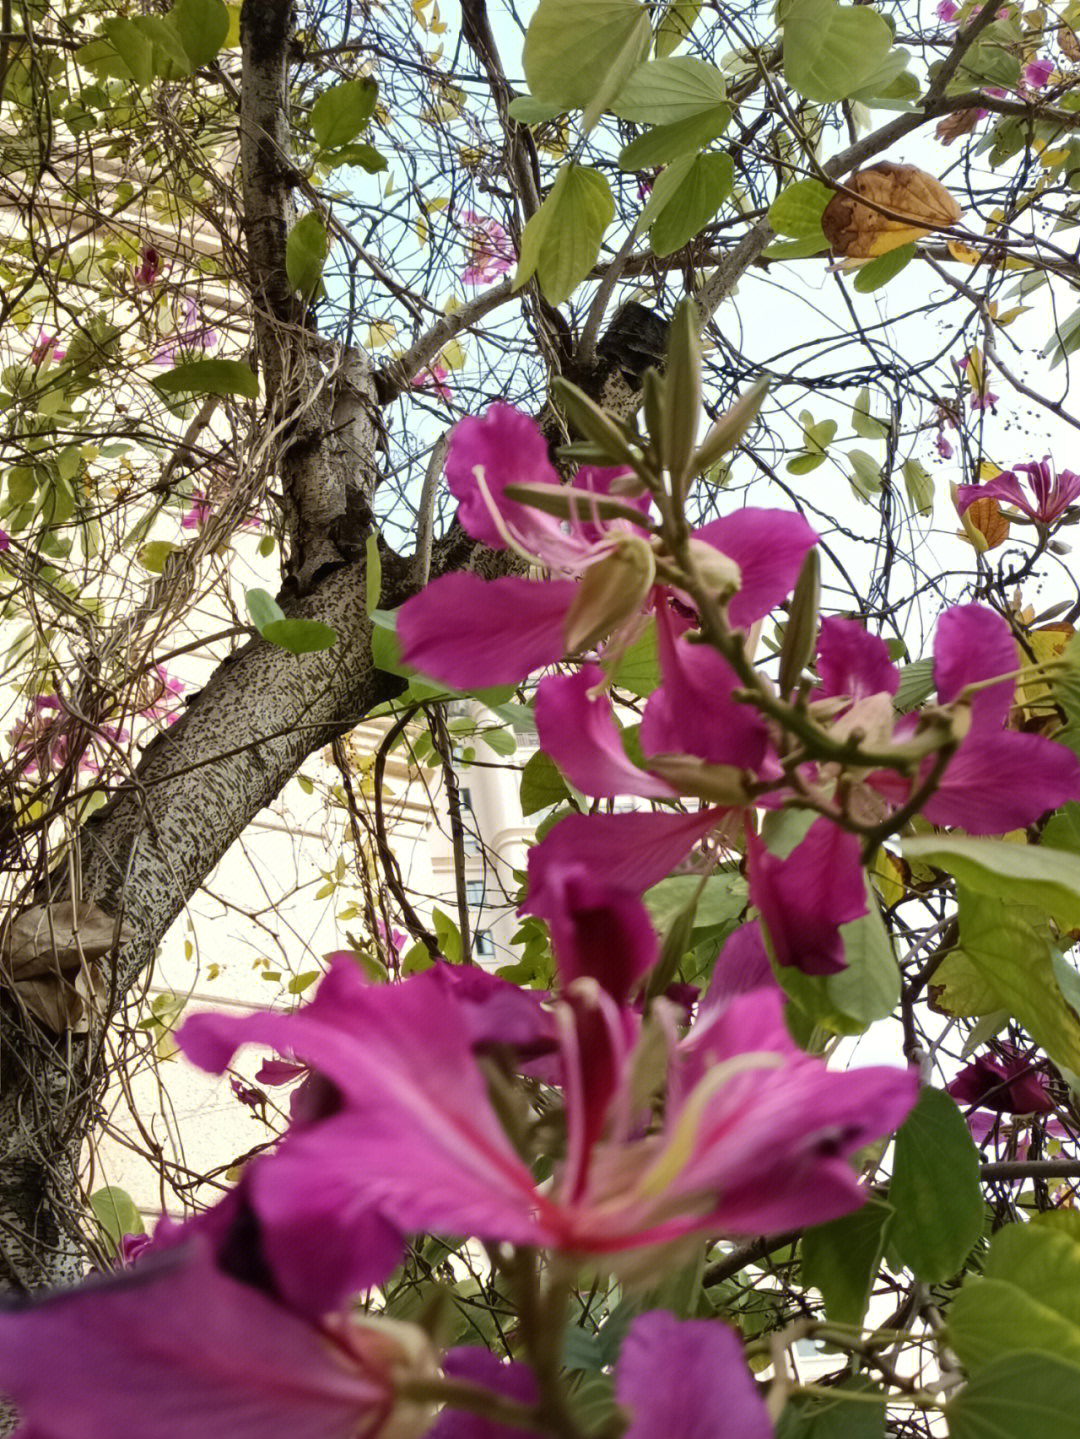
[{"left": 459, "top": 210, "right": 515, "bottom": 287}]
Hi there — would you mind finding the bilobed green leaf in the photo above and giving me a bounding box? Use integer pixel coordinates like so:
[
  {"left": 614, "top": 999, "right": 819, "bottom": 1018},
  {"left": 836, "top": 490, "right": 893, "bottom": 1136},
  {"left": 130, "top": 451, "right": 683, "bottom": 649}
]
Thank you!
[
  {"left": 643, "top": 872, "right": 744, "bottom": 936},
  {"left": 507, "top": 95, "right": 564, "bottom": 124},
  {"left": 847, "top": 448, "right": 882, "bottom": 501},
  {"left": 153, "top": 359, "right": 258, "bottom": 399},
  {"left": 802, "top": 1197, "right": 893, "bottom": 1327},
  {"left": 776, "top": 1383, "right": 886, "bottom": 1438},
  {"left": 644, "top": 151, "right": 732, "bottom": 256},
  {"left": 893, "top": 656, "right": 934, "bottom": 711},
  {"left": 783, "top": 0, "right": 894, "bottom": 103},
  {"left": 514, "top": 164, "right": 613, "bottom": 306},
  {"left": 522, "top": 0, "right": 650, "bottom": 113},
  {"left": 945, "top": 1353, "right": 1080, "bottom": 1439},
  {"left": 769, "top": 179, "right": 833, "bottom": 238},
  {"left": 286, "top": 212, "right": 329, "bottom": 300},
  {"left": 90, "top": 1187, "right": 144, "bottom": 1257},
  {"left": 261, "top": 618, "right": 337, "bottom": 654},
  {"left": 889, "top": 1086, "right": 983, "bottom": 1283},
  {"left": 1044, "top": 306, "right": 1080, "bottom": 369},
  {"left": 853, "top": 242, "right": 915, "bottom": 292},
  {"left": 762, "top": 235, "right": 829, "bottom": 260},
  {"left": 847, "top": 47, "right": 916, "bottom": 108},
  {"left": 310, "top": 78, "right": 378, "bottom": 149},
  {"left": 985, "top": 1214, "right": 1080, "bottom": 1328},
  {"left": 170, "top": 0, "right": 230, "bottom": 68},
  {"left": 954, "top": 29, "right": 1022, "bottom": 92},
  {"left": 903, "top": 835, "right": 1080, "bottom": 932},
  {"left": 618, "top": 105, "right": 729, "bottom": 169},
  {"left": 246, "top": 588, "right": 285, "bottom": 630},
  {"left": 611, "top": 56, "right": 726, "bottom": 122}
]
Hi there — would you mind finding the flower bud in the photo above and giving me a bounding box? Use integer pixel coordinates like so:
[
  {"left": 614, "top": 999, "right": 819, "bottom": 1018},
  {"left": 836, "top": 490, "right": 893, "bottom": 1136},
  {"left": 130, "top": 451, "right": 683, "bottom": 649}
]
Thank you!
[
  {"left": 685, "top": 537, "right": 741, "bottom": 601},
  {"left": 563, "top": 537, "right": 656, "bottom": 653}
]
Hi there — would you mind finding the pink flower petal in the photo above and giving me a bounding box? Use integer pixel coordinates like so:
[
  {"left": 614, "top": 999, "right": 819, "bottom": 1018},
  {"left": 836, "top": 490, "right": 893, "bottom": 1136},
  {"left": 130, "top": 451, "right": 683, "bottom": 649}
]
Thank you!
[
  {"left": 746, "top": 818, "right": 867, "bottom": 975},
  {"left": 933, "top": 603, "right": 1017, "bottom": 730},
  {"left": 445, "top": 405, "right": 564, "bottom": 552},
  {"left": 535, "top": 667, "right": 676, "bottom": 798},
  {"left": 815, "top": 617, "right": 899, "bottom": 700},
  {"left": 539, "top": 863, "right": 659, "bottom": 1002},
  {"left": 397, "top": 573, "right": 576, "bottom": 687},
  {"left": 919, "top": 729, "right": 1080, "bottom": 833},
  {"left": 617, "top": 1312, "right": 773, "bottom": 1439},
  {"left": 524, "top": 808, "right": 722, "bottom": 917},
  {"left": 692, "top": 508, "right": 818, "bottom": 631}
]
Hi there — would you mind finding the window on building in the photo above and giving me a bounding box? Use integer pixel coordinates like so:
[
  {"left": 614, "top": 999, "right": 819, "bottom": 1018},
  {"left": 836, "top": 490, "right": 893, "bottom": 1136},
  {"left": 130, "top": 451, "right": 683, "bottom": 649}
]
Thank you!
[{"left": 475, "top": 930, "right": 495, "bottom": 958}]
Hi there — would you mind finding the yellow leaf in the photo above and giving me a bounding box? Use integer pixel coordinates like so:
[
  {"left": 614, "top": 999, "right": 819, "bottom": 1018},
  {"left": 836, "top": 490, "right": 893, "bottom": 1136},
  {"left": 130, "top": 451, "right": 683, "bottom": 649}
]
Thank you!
[
  {"left": 947, "top": 238, "right": 981, "bottom": 265},
  {"left": 822, "top": 163, "right": 962, "bottom": 259}
]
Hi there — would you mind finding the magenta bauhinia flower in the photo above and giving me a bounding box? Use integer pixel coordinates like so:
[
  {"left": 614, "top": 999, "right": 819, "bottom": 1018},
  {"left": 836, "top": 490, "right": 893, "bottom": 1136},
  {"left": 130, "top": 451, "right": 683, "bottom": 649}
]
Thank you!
[
  {"left": 133, "top": 244, "right": 163, "bottom": 288},
  {"left": 1023, "top": 57, "right": 1054, "bottom": 89},
  {"left": 29, "top": 330, "right": 65, "bottom": 366},
  {"left": 955, "top": 456, "right": 1080, "bottom": 528},
  {"left": 863, "top": 604, "right": 1080, "bottom": 833},
  {"left": 411, "top": 363, "right": 452, "bottom": 401},
  {"left": 0, "top": 1182, "right": 437, "bottom": 1439},
  {"left": 947, "top": 1045, "right": 1056, "bottom": 1117},
  {"left": 397, "top": 404, "right": 818, "bottom": 690},
  {"left": 459, "top": 210, "right": 515, "bottom": 286},
  {"left": 180, "top": 957, "right": 915, "bottom": 1267}
]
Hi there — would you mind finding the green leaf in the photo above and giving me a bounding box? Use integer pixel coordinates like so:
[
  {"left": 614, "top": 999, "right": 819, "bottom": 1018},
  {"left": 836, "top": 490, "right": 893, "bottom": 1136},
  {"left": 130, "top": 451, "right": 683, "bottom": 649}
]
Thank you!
[
  {"left": 522, "top": 0, "right": 651, "bottom": 114},
  {"left": 520, "top": 749, "right": 572, "bottom": 816},
  {"left": 984, "top": 1206, "right": 1080, "bottom": 1326},
  {"left": 768, "top": 179, "right": 833, "bottom": 238},
  {"left": 644, "top": 872, "right": 745, "bottom": 936},
  {"left": 949, "top": 1279, "right": 1080, "bottom": 1373},
  {"left": 802, "top": 1197, "right": 893, "bottom": 1327},
  {"left": 945, "top": 1353, "right": 1080, "bottom": 1439},
  {"left": 889, "top": 1087, "right": 983, "bottom": 1283},
  {"left": 101, "top": 17, "right": 155, "bottom": 86},
  {"left": 847, "top": 448, "right": 882, "bottom": 501},
  {"left": 286, "top": 212, "right": 329, "bottom": 300},
  {"left": 953, "top": 887, "right": 1080, "bottom": 1073},
  {"left": 656, "top": 0, "right": 703, "bottom": 56},
  {"left": 777, "top": 1382, "right": 886, "bottom": 1438},
  {"left": 618, "top": 105, "right": 729, "bottom": 169},
  {"left": 432, "top": 906, "right": 462, "bottom": 963},
  {"left": 170, "top": 0, "right": 230, "bottom": 68},
  {"left": 89, "top": 1187, "right": 144, "bottom": 1257},
  {"left": 1044, "top": 306, "right": 1080, "bottom": 369},
  {"left": 135, "top": 15, "right": 194, "bottom": 79},
  {"left": 310, "top": 78, "right": 378, "bottom": 149},
  {"left": 287, "top": 971, "right": 321, "bottom": 995},
  {"left": 953, "top": 30, "right": 1022, "bottom": 92},
  {"left": 783, "top": 0, "right": 894, "bottom": 104},
  {"left": 480, "top": 726, "right": 516, "bottom": 757},
  {"left": 853, "top": 242, "right": 914, "bottom": 292},
  {"left": 903, "top": 835, "right": 1080, "bottom": 932},
  {"left": 153, "top": 359, "right": 258, "bottom": 399},
  {"left": 1043, "top": 802, "right": 1080, "bottom": 854},
  {"left": 138, "top": 540, "right": 176, "bottom": 574},
  {"left": 612, "top": 618, "right": 660, "bottom": 696},
  {"left": 643, "top": 152, "right": 733, "bottom": 256},
  {"left": 847, "top": 47, "right": 916, "bottom": 108},
  {"left": 246, "top": 587, "right": 285, "bottom": 630},
  {"left": 322, "top": 142, "right": 386, "bottom": 173},
  {"left": 612, "top": 56, "right": 727, "bottom": 122},
  {"left": 514, "top": 164, "right": 613, "bottom": 306},
  {"left": 507, "top": 95, "right": 564, "bottom": 123},
  {"left": 903, "top": 458, "right": 934, "bottom": 516},
  {"left": 851, "top": 388, "right": 888, "bottom": 440},
  {"left": 261, "top": 618, "right": 337, "bottom": 654},
  {"left": 894, "top": 657, "right": 935, "bottom": 711},
  {"left": 762, "top": 235, "right": 830, "bottom": 260}
]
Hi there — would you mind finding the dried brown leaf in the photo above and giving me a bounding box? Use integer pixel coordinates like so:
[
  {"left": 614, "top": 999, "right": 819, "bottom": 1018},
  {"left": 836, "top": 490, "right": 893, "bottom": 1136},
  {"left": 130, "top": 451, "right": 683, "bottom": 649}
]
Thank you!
[{"left": 822, "top": 162, "right": 963, "bottom": 259}]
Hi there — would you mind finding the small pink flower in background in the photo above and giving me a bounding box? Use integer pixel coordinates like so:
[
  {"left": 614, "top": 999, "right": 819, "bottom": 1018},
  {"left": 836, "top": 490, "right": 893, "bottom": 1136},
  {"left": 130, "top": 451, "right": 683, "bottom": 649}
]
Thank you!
[
  {"left": 937, "top": 0, "right": 959, "bottom": 18},
  {"left": 953, "top": 347, "right": 998, "bottom": 411},
  {"left": 458, "top": 209, "right": 515, "bottom": 286},
  {"left": 133, "top": 244, "right": 163, "bottom": 289},
  {"left": 138, "top": 666, "right": 185, "bottom": 726},
  {"left": 29, "top": 330, "right": 65, "bottom": 366},
  {"left": 936, "top": 430, "right": 954, "bottom": 459},
  {"left": 180, "top": 489, "right": 212, "bottom": 530},
  {"left": 375, "top": 918, "right": 407, "bottom": 958},
  {"left": 1023, "top": 57, "right": 1054, "bottom": 89},
  {"left": 153, "top": 297, "right": 218, "bottom": 366},
  {"left": 0, "top": 530, "right": 10, "bottom": 552},
  {"left": 955, "top": 455, "right": 1080, "bottom": 527},
  {"left": 411, "top": 363, "right": 452, "bottom": 401},
  {"left": 948, "top": 1045, "right": 1055, "bottom": 1118},
  {"left": 637, "top": 176, "right": 654, "bottom": 199},
  {"left": 116, "top": 1232, "right": 154, "bottom": 1267}
]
